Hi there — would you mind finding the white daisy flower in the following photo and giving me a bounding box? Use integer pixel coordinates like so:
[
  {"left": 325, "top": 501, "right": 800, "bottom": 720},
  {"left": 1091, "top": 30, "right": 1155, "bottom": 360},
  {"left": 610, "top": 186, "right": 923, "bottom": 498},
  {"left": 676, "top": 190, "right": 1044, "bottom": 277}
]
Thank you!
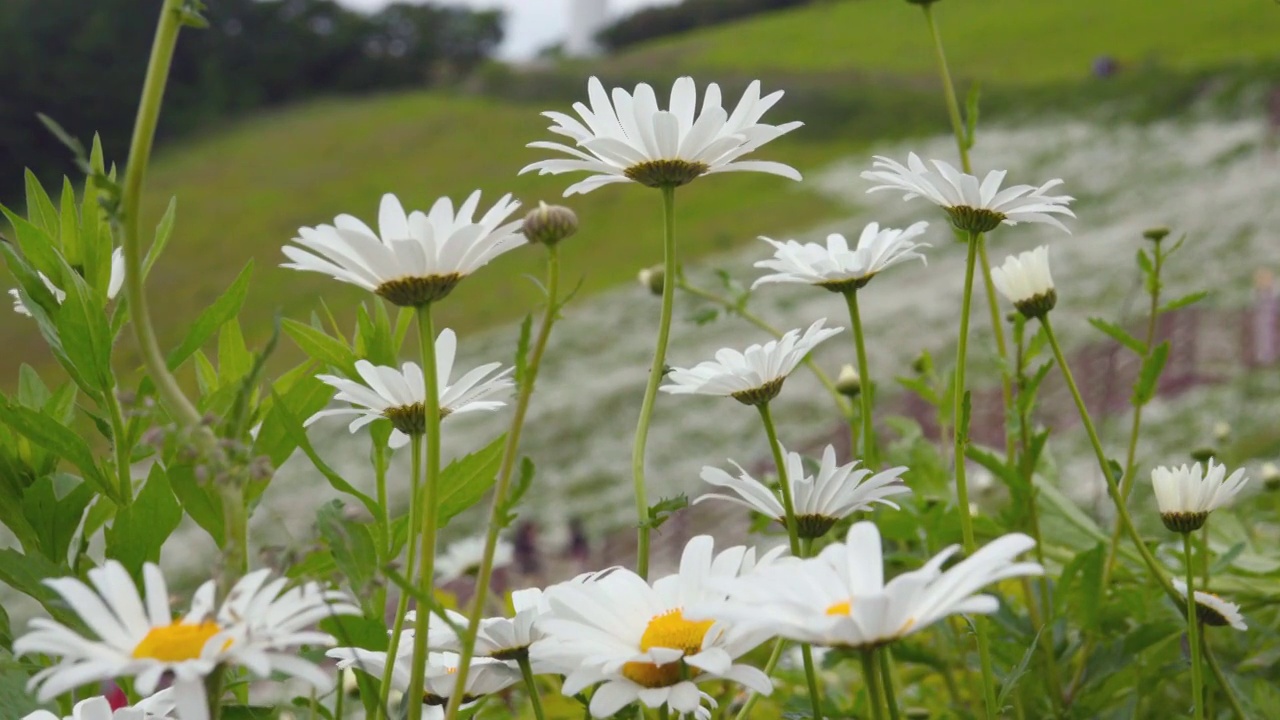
[
  {"left": 1151, "top": 459, "right": 1249, "bottom": 532},
  {"left": 660, "top": 318, "right": 842, "bottom": 406},
  {"left": 11, "top": 247, "right": 126, "bottom": 316},
  {"left": 752, "top": 222, "right": 931, "bottom": 293},
  {"left": 14, "top": 562, "right": 358, "bottom": 720},
  {"left": 991, "top": 245, "right": 1056, "bottom": 318},
  {"left": 697, "top": 444, "right": 911, "bottom": 539},
  {"left": 23, "top": 689, "right": 175, "bottom": 720},
  {"left": 520, "top": 76, "right": 802, "bottom": 196},
  {"left": 435, "top": 535, "right": 515, "bottom": 584},
  {"left": 861, "top": 153, "right": 1075, "bottom": 234},
  {"left": 531, "top": 536, "right": 780, "bottom": 720},
  {"left": 281, "top": 192, "right": 526, "bottom": 306},
  {"left": 410, "top": 588, "right": 548, "bottom": 662},
  {"left": 326, "top": 648, "right": 519, "bottom": 709},
  {"left": 1172, "top": 579, "right": 1248, "bottom": 631},
  {"left": 307, "top": 328, "right": 513, "bottom": 448},
  {"left": 706, "top": 521, "right": 1042, "bottom": 649}
]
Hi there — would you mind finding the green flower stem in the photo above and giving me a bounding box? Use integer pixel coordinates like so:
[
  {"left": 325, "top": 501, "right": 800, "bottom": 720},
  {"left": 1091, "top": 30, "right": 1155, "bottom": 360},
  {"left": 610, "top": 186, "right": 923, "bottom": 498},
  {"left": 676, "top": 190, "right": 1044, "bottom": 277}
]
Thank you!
[
  {"left": 204, "top": 663, "right": 226, "bottom": 719},
  {"left": 758, "top": 402, "right": 823, "bottom": 720},
  {"left": 374, "top": 441, "right": 390, "bottom": 556},
  {"left": 122, "top": 0, "right": 201, "bottom": 430},
  {"left": 443, "top": 246, "right": 564, "bottom": 720},
  {"left": 405, "top": 306, "right": 443, "bottom": 720},
  {"left": 878, "top": 648, "right": 902, "bottom": 720},
  {"left": 632, "top": 185, "right": 679, "bottom": 579},
  {"left": 518, "top": 655, "right": 548, "bottom": 720},
  {"left": 380, "top": 434, "right": 422, "bottom": 720},
  {"left": 1184, "top": 533, "right": 1205, "bottom": 720},
  {"left": 861, "top": 650, "right": 887, "bottom": 720},
  {"left": 953, "top": 232, "right": 998, "bottom": 720},
  {"left": 923, "top": 4, "right": 969, "bottom": 170},
  {"left": 976, "top": 237, "right": 1016, "bottom": 462},
  {"left": 1202, "top": 636, "right": 1248, "bottom": 720},
  {"left": 731, "top": 638, "right": 787, "bottom": 720},
  {"left": 844, "top": 290, "right": 876, "bottom": 466},
  {"left": 103, "top": 389, "right": 133, "bottom": 503}
]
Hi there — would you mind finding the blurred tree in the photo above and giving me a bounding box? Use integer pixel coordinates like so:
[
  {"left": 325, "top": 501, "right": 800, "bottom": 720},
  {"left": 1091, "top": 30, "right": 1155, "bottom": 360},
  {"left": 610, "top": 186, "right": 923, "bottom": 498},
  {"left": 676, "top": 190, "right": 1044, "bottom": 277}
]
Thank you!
[{"left": 597, "top": 0, "right": 813, "bottom": 51}]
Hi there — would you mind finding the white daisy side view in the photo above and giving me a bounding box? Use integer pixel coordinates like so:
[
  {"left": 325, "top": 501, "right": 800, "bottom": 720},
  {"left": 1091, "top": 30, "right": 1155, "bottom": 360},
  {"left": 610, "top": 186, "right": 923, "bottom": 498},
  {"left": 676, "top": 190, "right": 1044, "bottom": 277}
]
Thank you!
[
  {"left": 697, "top": 444, "right": 911, "bottom": 539},
  {"left": 862, "top": 152, "right": 1075, "bottom": 235},
  {"left": 23, "top": 689, "right": 175, "bottom": 720},
  {"left": 707, "top": 521, "right": 1042, "bottom": 650},
  {"left": 412, "top": 588, "right": 547, "bottom": 662},
  {"left": 752, "top": 222, "right": 931, "bottom": 293},
  {"left": 1151, "top": 459, "right": 1250, "bottom": 532},
  {"left": 327, "top": 648, "right": 519, "bottom": 709},
  {"left": 532, "top": 536, "right": 780, "bottom": 720},
  {"left": 307, "top": 328, "right": 513, "bottom": 448},
  {"left": 1172, "top": 579, "right": 1248, "bottom": 631},
  {"left": 282, "top": 191, "right": 526, "bottom": 307},
  {"left": 435, "top": 535, "right": 515, "bottom": 584},
  {"left": 11, "top": 247, "right": 126, "bottom": 316},
  {"left": 14, "top": 562, "right": 358, "bottom": 720},
  {"left": 660, "top": 318, "right": 842, "bottom": 406},
  {"left": 520, "top": 76, "right": 802, "bottom": 196},
  {"left": 991, "top": 245, "right": 1056, "bottom": 319}
]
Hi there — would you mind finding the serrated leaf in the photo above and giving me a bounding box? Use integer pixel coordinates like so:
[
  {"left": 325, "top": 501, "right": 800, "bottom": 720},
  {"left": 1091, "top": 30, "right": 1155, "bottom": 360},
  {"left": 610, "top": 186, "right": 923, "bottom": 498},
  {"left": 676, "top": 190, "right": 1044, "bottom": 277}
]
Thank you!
[
  {"left": 1087, "top": 317, "right": 1146, "bottom": 355},
  {"left": 1131, "top": 341, "right": 1170, "bottom": 407},
  {"left": 0, "top": 400, "right": 115, "bottom": 501},
  {"left": 269, "top": 390, "right": 380, "bottom": 520},
  {"left": 23, "top": 170, "right": 61, "bottom": 238},
  {"left": 645, "top": 494, "right": 688, "bottom": 530},
  {"left": 167, "top": 463, "right": 224, "bottom": 545},
  {"left": 166, "top": 262, "right": 253, "bottom": 370},
  {"left": 1159, "top": 291, "right": 1209, "bottom": 314},
  {"left": 996, "top": 628, "right": 1042, "bottom": 710},
  {"left": 438, "top": 434, "right": 507, "bottom": 523},
  {"left": 316, "top": 500, "right": 379, "bottom": 608},
  {"left": 22, "top": 474, "right": 93, "bottom": 564},
  {"left": 282, "top": 318, "right": 354, "bottom": 374},
  {"left": 105, "top": 465, "right": 182, "bottom": 577}
]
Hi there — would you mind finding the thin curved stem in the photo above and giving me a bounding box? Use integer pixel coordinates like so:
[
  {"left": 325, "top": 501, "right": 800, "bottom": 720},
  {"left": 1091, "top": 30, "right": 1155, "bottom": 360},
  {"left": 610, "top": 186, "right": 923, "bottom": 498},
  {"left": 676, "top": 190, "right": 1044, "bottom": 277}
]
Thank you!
[
  {"left": 405, "top": 306, "right": 442, "bottom": 720},
  {"left": 844, "top": 290, "right": 876, "bottom": 466},
  {"left": 861, "top": 650, "right": 887, "bottom": 720},
  {"left": 878, "top": 648, "right": 902, "bottom": 720},
  {"left": 104, "top": 389, "right": 133, "bottom": 503},
  {"left": 380, "top": 434, "right": 422, "bottom": 720},
  {"left": 443, "top": 246, "right": 564, "bottom": 720},
  {"left": 732, "top": 638, "right": 786, "bottom": 720},
  {"left": 976, "top": 238, "right": 1016, "bottom": 463},
  {"left": 923, "top": 4, "right": 970, "bottom": 170},
  {"left": 632, "top": 186, "right": 678, "bottom": 579},
  {"left": 1202, "top": 635, "right": 1248, "bottom": 719},
  {"left": 518, "top": 655, "right": 548, "bottom": 720},
  {"left": 1185, "top": 533, "right": 1205, "bottom": 720}
]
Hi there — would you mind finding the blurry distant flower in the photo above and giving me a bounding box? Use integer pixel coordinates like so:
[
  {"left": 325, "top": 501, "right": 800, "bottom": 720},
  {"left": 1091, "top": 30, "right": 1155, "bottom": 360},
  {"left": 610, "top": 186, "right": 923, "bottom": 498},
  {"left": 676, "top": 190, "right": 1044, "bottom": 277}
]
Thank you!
[
  {"left": 308, "top": 329, "right": 513, "bottom": 448},
  {"left": 436, "top": 535, "right": 514, "bottom": 583},
  {"left": 1212, "top": 421, "right": 1231, "bottom": 441},
  {"left": 1172, "top": 579, "right": 1247, "bottom": 631},
  {"left": 521, "top": 76, "right": 802, "bottom": 196},
  {"left": 660, "top": 319, "right": 841, "bottom": 406},
  {"left": 327, "top": 648, "right": 518, "bottom": 709},
  {"left": 862, "top": 153, "right": 1074, "bottom": 234},
  {"left": 10, "top": 247, "right": 125, "bottom": 316},
  {"left": 698, "top": 444, "right": 910, "bottom": 538},
  {"left": 752, "top": 222, "right": 930, "bottom": 293},
  {"left": 1151, "top": 460, "right": 1249, "bottom": 533},
  {"left": 282, "top": 192, "right": 525, "bottom": 307},
  {"left": 23, "top": 690, "right": 174, "bottom": 720},
  {"left": 991, "top": 246, "right": 1056, "bottom": 318}
]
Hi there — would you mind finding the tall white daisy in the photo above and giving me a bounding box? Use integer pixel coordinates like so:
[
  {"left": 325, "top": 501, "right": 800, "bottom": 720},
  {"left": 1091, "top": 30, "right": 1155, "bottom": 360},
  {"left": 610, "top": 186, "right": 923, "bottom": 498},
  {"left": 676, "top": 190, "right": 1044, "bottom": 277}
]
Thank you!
[
  {"left": 752, "top": 222, "right": 931, "bottom": 293},
  {"left": 660, "top": 319, "right": 842, "bottom": 406},
  {"left": 1171, "top": 579, "right": 1248, "bottom": 631},
  {"left": 23, "top": 689, "right": 175, "bottom": 720},
  {"left": 991, "top": 245, "right": 1056, "bottom": 319},
  {"left": 1151, "top": 460, "right": 1249, "bottom": 532},
  {"left": 520, "top": 76, "right": 802, "bottom": 196},
  {"left": 435, "top": 535, "right": 515, "bottom": 584},
  {"left": 861, "top": 153, "right": 1075, "bottom": 234},
  {"left": 307, "top": 329, "right": 513, "bottom": 448},
  {"left": 705, "top": 521, "right": 1042, "bottom": 649},
  {"left": 14, "top": 562, "right": 358, "bottom": 720},
  {"left": 531, "top": 536, "right": 780, "bottom": 720},
  {"left": 327, "top": 648, "right": 519, "bottom": 709},
  {"left": 281, "top": 192, "right": 526, "bottom": 306},
  {"left": 697, "top": 444, "right": 911, "bottom": 539},
  {"left": 10, "top": 247, "right": 126, "bottom": 316},
  {"left": 410, "top": 588, "right": 548, "bottom": 662}
]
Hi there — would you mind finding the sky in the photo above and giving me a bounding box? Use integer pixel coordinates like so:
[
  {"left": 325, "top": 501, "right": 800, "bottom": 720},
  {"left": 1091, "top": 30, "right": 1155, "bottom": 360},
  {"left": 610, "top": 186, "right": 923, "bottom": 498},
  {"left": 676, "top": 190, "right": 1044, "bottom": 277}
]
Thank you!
[{"left": 336, "top": 0, "right": 679, "bottom": 59}]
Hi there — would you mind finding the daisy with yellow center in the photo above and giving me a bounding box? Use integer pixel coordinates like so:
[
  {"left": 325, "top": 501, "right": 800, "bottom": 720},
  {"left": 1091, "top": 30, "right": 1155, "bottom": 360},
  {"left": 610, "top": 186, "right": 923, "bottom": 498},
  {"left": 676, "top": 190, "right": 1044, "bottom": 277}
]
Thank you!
[
  {"left": 531, "top": 536, "right": 782, "bottom": 720},
  {"left": 15, "top": 561, "right": 358, "bottom": 720}
]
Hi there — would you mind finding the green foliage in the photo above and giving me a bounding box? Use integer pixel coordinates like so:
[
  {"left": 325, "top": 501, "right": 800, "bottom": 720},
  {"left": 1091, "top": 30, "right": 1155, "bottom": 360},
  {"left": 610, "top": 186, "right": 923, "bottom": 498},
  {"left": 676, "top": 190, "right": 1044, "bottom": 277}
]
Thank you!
[{"left": 104, "top": 465, "right": 182, "bottom": 578}]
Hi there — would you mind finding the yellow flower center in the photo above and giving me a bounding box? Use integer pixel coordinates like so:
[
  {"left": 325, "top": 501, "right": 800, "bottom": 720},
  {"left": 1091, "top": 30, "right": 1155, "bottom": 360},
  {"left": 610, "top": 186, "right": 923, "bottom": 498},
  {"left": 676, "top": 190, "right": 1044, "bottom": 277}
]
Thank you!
[
  {"left": 620, "top": 609, "right": 714, "bottom": 688},
  {"left": 826, "top": 599, "right": 852, "bottom": 616},
  {"left": 132, "top": 621, "right": 224, "bottom": 662}
]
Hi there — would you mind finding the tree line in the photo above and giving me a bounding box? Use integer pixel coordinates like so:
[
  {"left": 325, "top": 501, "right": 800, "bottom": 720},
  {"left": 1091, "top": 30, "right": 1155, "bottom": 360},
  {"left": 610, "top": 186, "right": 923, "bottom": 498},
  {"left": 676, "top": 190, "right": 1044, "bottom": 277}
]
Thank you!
[{"left": 598, "top": 0, "right": 816, "bottom": 51}]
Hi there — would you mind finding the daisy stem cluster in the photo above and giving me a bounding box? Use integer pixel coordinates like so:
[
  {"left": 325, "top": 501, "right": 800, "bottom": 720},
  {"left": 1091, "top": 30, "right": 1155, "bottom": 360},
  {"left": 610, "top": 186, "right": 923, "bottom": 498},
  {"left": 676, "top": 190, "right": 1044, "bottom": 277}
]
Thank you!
[
  {"left": 443, "top": 244, "right": 564, "bottom": 720},
  {"left": 1183, "top": 532, "right": 1205, "bottom": 720},
  {"left": 381, "top": 434, "right": 423, "bottom": 719},
  {"left": 843, "top": 290, "right": 877, "bottom": 468},
  {"left": 878, "top": 649, "right": 902, "bottom": 720},
  {"left": 632, "top": 185, "right": 678, "bottom": 579},
  {"left": 405, "top": 305, "right": 443, "bottom": 720},
  {"left": 860, "top": 650, "right": 887, "bottom": 720}
]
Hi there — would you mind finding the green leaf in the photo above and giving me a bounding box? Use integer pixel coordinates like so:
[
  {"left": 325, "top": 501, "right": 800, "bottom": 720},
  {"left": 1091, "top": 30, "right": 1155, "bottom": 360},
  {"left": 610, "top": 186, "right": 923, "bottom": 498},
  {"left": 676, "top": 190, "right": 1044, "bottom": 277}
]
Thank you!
[
  {"left": 438, "top": 434, "right": 507, "bottom": 524},
  {"left": 0, "top": 548, "right": 62, "bottom": 608},
  {"left": 52, "top": 264, "right": 112, "bottom": 398},
  {"left": 219, "top": 708, "right": 278, "bottom": 720},
  {"left": 22, "top": 474, "right": 93, "bottom": 564},
  {"left": 167, "top": 463, "right": 224, "bottom": 545},
  {"left": 1087, "top": 317, "right": 1146, "bottom": 355},
  {"left": 35, "top": 114, "right": 88, "bottom": 169},
  {"left": 1, "top": 206, "right": 62, "bottom": 279},
  {"left": 105, "top": 465, "right": 182, "bottom": 577},
  {"left": 166, "top": 262, "right": 254, "bottom": 370},
  {"left": 217, "top": 319, "right": 253, "bottom": 385},
  {"left": 0, "top": 400, "right": 115, "bottom": 500},
  {"left": 1158, "top": 291, "right": 1209, "bottom": 314},
  {"left": 316, "top": 500, "right": 379, "bottom": 608},
  {"left": 995, "top": 628, "right": 1041, "bottom": 711},
  {"left": 964, "top": 82, "right": 982, "bottom": 149},
  {"left": 1131, "top": 342, "right": 1170, "bottom": 407},
  {"left": 645, "top": 494, "right": 689, "bottom": 531},
  {"left": 144, "top": 197, "right": 178, "bottom": 278},
  {"left": 281, "top": 318, "right": 354, "bottom": 373},
  {"left": 1057, "top": 544, "right": 1104, "bottom": 630},
  {"left": 22, "top": 170, "right": 61, "bottom": 238},
  {"left": 269, "top": 390, "right": 380, "bottom": 519},
  {"left": 514, "top": 314, "right": 533, "bottom": 387},
  {"left": 252, "top": 369, "right": 331, "bottom": 470}
]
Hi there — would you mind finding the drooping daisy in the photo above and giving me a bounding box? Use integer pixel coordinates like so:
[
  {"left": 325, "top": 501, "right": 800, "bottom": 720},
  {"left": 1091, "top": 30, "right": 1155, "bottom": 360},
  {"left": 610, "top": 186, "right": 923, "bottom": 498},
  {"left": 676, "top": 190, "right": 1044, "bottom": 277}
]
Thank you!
[
  {"left": 862, "top": 153, "right": 1075, "bottom": 234},
  {"left": 705, "top": 521, "right": 1042, "bottom": 650},
  {"left": 660, "top": 319, "right": 842, "bottom": 406},
  {"left": 14, "top": 562, "right": 357, "bottom": 720},
  {"left": 752, "top": 222, "right": 931, "bottom": 293},
  {"left": 532, "top": 536, "right": 780, "bottom": 720},
  {"left": 327, "top": 648, "right": 519, "bottom": 709},
  {"left": 1151, "top": 459, "right": 1249, "bottom": 533},
  {"left": 307, "top": 329, "right": 513, "bottom": 448},
  {"left": 991, "top": 245, "right": 1056, "bottom": 319},
  {"left": 521, "top": 76, "right": 802, "bottom": 196},
  {"left": 697, "top": 444, "right": 911, "bottom": 539},
  {"left": 11, "top": 247, "right": 126, "bottom": 316},
  {"left": 23, "top": 689, "right": 175, "bottom": 720},
  {"left": 410, "top": 588, "right": 548, "bottom": 662},
  {"left": 282, "top": 192, "right": 526, "bottom": 306},
  {"left": 435, "top": 535, "right": 515, "bottom": 584},
  {"left": 1172, "top": 579, "right": 1247, "bottom": 631}
]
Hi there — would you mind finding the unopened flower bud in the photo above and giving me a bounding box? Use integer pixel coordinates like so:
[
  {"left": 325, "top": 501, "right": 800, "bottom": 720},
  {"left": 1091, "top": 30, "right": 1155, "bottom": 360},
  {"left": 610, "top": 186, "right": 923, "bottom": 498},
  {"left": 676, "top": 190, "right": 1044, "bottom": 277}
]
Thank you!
[
  {"left": 522, "top": 201, "right": 578, "bottom": 246},
  {"left": 1212, "top": 422, "right": 1231, "bottom": 441},
  {"left": 1142, "top": 226, "right": 1171, "bottom": 243},
  {"left": 836, "top": 364, "right": 861, "bottom": 397},
  {"left": 1261, "top": 462, "right": 1280, "bottom": 491},
  {"left": 638, "top": 265, "right": 664, "bottom": 296},
  {"left": 1189, "top": 448, "right": 1216, "bottom": 463}
]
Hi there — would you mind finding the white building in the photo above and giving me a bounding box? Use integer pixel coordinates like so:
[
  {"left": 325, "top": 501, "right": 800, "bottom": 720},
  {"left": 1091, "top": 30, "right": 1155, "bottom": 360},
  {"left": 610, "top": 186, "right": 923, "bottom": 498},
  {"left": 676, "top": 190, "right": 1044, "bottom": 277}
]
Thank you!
[{"left": 565, "top": 0, "right": 609, "bottom": 57}]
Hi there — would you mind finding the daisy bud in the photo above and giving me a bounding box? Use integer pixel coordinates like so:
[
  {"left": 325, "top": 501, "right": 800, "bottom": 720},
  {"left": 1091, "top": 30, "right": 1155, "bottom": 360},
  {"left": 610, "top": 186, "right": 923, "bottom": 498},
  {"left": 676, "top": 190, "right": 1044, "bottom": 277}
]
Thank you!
[
  {"left": 522, "top": 202, "right": 578, "bottom": 246},
  {"left": 1261, "top": 462, "right": 1280, "bottom": 490},
  {"left": 1151, "top": 460, "right": 1249, "bottom": 533},
  {"left": 638, "top": 265, "right": 665, "bottom": 296},
  {"left": 836, "top": 363, "right": 862, "bottom": 397},
  {"left": 1143, "top": 226, "right": 1172, "bottom": 243},
  {"left": 1212, "top": 421, "right": 1231, "bottom": 441},
  {"left": 991, "top": 246, "right": 1056, "bottom": 319}
]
